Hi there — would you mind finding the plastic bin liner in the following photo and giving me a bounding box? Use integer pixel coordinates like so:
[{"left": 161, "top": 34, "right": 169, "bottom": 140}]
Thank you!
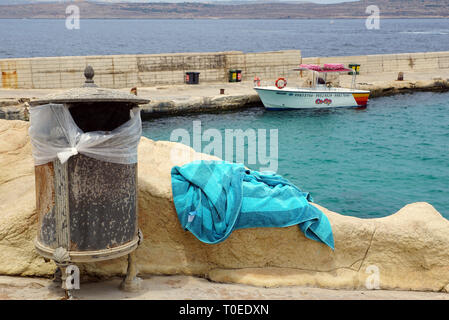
[{"left": 29, "top": 104, "right": 142, "bottom": 165}]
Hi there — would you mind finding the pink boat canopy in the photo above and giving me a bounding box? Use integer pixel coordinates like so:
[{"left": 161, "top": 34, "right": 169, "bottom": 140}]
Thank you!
[{"left": 294, "top": 63, "right": 354, "bottom": 73}]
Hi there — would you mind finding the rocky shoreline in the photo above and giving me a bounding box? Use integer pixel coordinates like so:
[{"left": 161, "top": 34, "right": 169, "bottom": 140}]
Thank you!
[
  {"left": 1, "top": 76, "right": 449, "bottom": 121},
  {"left": 1, "top": 119, "right": 449, "bottom": 293},
  {"left": 1, "top": 0, "right": 448, "bottom": 19},
  {"left": 0, "top": 98, "right": 30, "bottom": 121}
]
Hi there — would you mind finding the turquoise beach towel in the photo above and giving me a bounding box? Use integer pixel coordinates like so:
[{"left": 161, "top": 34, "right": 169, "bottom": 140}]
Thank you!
[{"left": 171, "top": 160, "right": 334, "bottom": 250}]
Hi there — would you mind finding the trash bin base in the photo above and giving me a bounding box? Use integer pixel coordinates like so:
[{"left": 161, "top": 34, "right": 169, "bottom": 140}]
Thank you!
[{"left": 34, "top": 236, "right": 140, "bottom": 263}]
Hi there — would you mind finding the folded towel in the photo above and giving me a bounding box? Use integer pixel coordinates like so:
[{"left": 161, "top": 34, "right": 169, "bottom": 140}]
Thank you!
[{"left": 171, "top": 160, "right": 334, "bottom": 249}]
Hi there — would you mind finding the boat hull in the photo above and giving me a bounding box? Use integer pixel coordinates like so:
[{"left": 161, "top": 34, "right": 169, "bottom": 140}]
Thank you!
[{"left": 254, "top": 87, "right": 370, "bottom": 110}]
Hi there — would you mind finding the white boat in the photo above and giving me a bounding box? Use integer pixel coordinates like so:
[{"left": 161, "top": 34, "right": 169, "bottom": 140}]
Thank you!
[{"left": 254, "top": 64, "right": 370, "bottom": 110}]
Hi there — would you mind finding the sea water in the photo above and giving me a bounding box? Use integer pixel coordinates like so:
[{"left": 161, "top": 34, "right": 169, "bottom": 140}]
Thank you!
[
  {"left": 1, "top": 18, "right": 449, "bottom": 58},
  {"left": 2, "top": 18, "right": 448, "bottom": 219},
  {"left": 142, "top": 91, "right": 449, "bottom": 219}
]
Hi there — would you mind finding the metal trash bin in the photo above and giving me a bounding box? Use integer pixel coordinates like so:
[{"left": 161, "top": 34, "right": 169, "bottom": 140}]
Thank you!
[
  {"left": 229, "top": 69, "right": 237, "bottom": 82},
  {"left": 185, "top": 71, "right": 200, "bottom": 84},
  {"left": 29, "top": 66, "right": 150, "bottom": 296},
  {"left": 235, "top": 69, "right": 242, "bottom": 82},
  {"left": 348, "top": 63, "right": 360, "bottom": 75}
]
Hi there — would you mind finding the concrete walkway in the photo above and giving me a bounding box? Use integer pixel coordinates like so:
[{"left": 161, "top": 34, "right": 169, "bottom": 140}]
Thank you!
[
  {"left": 1, "top": 70, "right": 449, "bottom": 120},
  {"left": 0, "top": 275, "right": 448, "bottom": 300}
]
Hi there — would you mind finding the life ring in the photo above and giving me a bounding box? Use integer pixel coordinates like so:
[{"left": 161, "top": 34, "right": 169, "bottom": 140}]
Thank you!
[{"left": 275, "top": 77, "right": 287, "bottom": 89}]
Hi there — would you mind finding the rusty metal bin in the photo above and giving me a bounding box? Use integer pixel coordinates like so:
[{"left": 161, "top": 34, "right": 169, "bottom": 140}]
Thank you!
[{"left": 29, "top": 66, "right": 150, "bottom": 295}]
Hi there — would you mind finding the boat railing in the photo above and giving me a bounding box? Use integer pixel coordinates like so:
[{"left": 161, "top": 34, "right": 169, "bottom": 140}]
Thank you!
[
  {"left": 293, "top": 65, "right": 358, "bottom": 90},
  {"left": 254, "top": 68, "right": 359, "bottom": 90}
]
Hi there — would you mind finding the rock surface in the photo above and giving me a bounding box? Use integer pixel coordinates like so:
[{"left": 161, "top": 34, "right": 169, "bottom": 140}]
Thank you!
[
  {"left": 0, "top": 101, "right": 29, "bottom": 121},
  {"left": 1, "top": 74, "right": 449, "bottom": 121},
  {"left": 361, "top": 79, "right": 449, "bottom": 98},
  {"left": 1, "top": 119, "right": 449, "bottom": 292},
  {"left": 140, "top": 93, "right": 261, "bottom": 116},
  {"left": 2, "top": 274, "right": 449, "bottom": 300}
]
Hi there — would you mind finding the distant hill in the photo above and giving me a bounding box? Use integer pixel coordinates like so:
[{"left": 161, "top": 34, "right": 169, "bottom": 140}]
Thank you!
[{"left": 0, "top": 0, "right": 448, "bottom": 19}]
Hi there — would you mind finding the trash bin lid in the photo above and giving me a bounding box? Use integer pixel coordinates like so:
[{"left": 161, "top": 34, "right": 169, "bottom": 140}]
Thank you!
[{"left": 30, "top": 65, "right": 150, "bottom": 106}]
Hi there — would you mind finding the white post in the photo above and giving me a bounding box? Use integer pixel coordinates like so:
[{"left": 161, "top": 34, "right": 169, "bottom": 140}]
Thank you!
[{"left": 351, "top": 71, "right": 356, "bottom": 89}]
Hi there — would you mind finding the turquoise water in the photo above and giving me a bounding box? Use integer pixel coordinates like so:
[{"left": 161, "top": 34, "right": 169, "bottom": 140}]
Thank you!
[{"left": 142, "top": 92, "right": 449, "bottom": 219}]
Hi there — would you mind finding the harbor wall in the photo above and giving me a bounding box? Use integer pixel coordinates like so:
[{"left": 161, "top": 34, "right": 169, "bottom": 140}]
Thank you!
[
  {"left": 0, "top": 50, "right": 301, "bottom": 89},
  {"left": 1, "top": 50, "right": 449, "bottom": 90}
]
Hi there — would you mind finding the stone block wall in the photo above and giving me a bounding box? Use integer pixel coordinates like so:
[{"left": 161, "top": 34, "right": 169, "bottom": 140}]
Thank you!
[
  {"left": 3, "top": 50, "right": 447, "bottom": 89},
  {"left": 0, "top": 50, "right": 301, "bottom": 89}
]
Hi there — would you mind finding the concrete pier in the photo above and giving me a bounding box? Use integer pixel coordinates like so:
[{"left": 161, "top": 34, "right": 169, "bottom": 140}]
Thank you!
[{"left": 1, "top": 50, "right": 449, "bottom": 120}]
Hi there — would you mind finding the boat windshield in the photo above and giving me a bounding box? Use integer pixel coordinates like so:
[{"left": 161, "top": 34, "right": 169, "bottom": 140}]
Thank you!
[{"left": 293, "top": 63, "right": 357, "bottom": 89}]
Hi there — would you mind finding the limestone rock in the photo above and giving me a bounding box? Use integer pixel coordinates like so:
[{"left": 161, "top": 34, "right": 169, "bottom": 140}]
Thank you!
[
  {"left": 0, "top": 120, "right": 54, "bottom": 276},
  {"left": 140, "top": 94, "right": 260, "bottom": 116},
  {"left": 367, "top": 79, "right": 449, "bottom": 98},
  {"left": 1, "top": 119, "right": 449, "bottom": 292},
  {"left": 0, "top": 104, "right": 29, "bottom": 121}
]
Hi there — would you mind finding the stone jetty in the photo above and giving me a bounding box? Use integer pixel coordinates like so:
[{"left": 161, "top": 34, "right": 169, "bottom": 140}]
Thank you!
[{"left": 1, "top": 50, "right": 449, "bottom": 119}]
